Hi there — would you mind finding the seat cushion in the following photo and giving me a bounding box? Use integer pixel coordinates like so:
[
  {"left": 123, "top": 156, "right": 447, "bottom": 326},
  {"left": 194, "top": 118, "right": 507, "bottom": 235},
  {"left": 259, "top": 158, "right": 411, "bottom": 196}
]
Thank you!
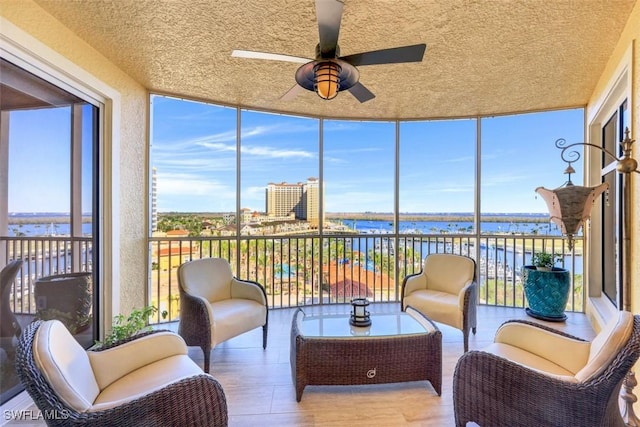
[
  {"left": 483, "top": 342, "right": 577, "bottom": 381},
  {"left": 91, "top": 354, "right": 204, "bottom": 411},
  {"left": 88, "top": 332, "right": 189, "bottom": 390},
  {"left": 403, "top": 289, "right": 462, "bottom": 330},
  {"left": 33, "top": 321, "right": 100, "bottom": 412},
  {"left": 211, "top": 299, "right": 267, "bottom": 345}
]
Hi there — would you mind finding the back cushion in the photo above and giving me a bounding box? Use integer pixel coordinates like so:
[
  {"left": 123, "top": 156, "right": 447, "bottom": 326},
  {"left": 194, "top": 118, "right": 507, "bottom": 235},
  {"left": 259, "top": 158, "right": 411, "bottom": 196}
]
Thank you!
[
  {"left": 33, "top": 320, "right": 100, "bottom": 412},
  {"left": 575, "top": 311, "right": 634, "bottom": 382},
  {"left": 179, "top": 258, "right": 232, "bottom": 302},
  {"left": 424, "top": 254, "right": 475, "bottom": 294}
]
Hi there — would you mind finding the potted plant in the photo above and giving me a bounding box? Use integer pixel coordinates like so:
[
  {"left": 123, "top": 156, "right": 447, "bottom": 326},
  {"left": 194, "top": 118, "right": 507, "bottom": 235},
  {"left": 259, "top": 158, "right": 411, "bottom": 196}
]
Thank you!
[
  {"left": 522, "top": 251, "right": 571, "bottom": 321},
  {"left": 530, "top": 252, "right": 562, "bottom": 271},
  {"left": 94, "top": 305, "right": 166, "bottom": 348}
]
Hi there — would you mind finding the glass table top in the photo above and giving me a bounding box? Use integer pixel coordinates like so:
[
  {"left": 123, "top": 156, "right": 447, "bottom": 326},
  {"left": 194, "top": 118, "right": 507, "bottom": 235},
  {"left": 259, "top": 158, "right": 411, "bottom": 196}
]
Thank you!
[{"left": 297, "top": 309, "right": 434, "bottom": 338}]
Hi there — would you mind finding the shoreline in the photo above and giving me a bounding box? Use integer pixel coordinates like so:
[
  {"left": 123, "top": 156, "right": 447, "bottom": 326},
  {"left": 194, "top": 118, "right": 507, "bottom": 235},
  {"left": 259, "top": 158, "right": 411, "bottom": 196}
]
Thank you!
[
  {"left": 8, "top": 216, "right": 92, "bottom": 225},
  {"left": 8, "top": 212, "right": 550, "bottom": 225}
]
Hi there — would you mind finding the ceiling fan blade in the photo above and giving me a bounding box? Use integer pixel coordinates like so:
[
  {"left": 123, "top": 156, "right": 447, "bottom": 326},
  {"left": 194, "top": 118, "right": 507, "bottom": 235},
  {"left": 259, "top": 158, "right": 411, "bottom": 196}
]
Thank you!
[
  {"left": 231, "top": 50, "right": 310, "bottom": 64},
  {"left": 280, "top": 84, "right": 305, "bottom": 101},
  {"left": 340, "top": 44, "right": 427, "bottom": 66},
  {"left": 316, "top": 0, "right": 343, "bottom": 57},
  {"left": 348, "top": 82, "right": 375, "bottom": 103}
]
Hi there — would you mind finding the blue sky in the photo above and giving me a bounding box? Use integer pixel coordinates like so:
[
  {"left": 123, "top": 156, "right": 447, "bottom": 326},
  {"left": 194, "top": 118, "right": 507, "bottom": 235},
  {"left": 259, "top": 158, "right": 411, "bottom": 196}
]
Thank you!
[
  {"left": 150, "top": 95, "right": 584, "bottom": 214},
  {"left": 8, "top": 105, "right": 94, "bottom": 213},
  {"left": 6, "top": 96, "right": 584, "bottom": 215}
]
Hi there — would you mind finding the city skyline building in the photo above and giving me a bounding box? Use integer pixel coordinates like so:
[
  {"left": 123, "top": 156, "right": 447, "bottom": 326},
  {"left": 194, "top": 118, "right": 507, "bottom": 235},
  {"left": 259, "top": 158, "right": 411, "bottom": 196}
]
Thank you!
[{"left": 266, "top": 178, "right": 320, "bottom": 227}]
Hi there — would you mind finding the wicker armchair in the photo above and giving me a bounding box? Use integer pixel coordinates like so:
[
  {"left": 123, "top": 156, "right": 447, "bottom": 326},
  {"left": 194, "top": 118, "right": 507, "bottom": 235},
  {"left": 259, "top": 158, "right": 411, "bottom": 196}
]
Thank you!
[
  {"left": 453, "top": 312, "right": 640, "bottom": 427},
  {"left": 401, "top": 253, "right": 477, "bottom": 352},
  {"left": 16, "top": 320, "right": 228, "bottom": 427},
  {"left": 178, "top": 257, "right": 268, "bottom": 373}
]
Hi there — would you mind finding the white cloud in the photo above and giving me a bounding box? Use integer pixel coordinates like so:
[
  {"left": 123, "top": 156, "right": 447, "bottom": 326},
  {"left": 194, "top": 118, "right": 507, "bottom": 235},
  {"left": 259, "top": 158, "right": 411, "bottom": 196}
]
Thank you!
[
  {"left": 157, "top": 173, "right": 234, "bottom": 197},
  {"left": 241, "top": 145, "right": 315, "bottom": 158}
]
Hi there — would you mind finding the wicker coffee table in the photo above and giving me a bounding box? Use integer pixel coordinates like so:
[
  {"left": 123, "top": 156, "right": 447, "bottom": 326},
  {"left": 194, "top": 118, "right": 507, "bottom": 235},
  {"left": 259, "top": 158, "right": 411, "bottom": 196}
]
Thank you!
[{"left": 290, "top": 305, "right": 442, "bottom": 401}]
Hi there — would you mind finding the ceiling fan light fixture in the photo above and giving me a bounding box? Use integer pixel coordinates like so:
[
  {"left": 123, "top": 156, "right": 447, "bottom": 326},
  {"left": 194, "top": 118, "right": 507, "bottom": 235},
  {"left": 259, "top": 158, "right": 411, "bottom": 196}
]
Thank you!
[{"left": 313, "top": 61, "right": 341, "bottom": 100}]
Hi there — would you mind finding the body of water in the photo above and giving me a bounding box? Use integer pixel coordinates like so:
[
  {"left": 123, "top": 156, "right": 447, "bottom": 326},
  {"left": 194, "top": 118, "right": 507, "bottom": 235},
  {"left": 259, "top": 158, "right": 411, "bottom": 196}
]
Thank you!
[
  {"left": 339, "top": 219, "right": 581, "bottom": 275},
  {"left": 5, "top": 222, "right": 93, "bottom": 237},
  {"left": 343, "top": 218, "right": 563, "bottom": 236}
]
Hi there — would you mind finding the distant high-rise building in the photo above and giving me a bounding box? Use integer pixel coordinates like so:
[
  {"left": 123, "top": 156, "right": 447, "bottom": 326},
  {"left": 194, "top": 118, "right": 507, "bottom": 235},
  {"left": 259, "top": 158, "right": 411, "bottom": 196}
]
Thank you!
[
  {"left": 304, "top": 178, "right": 319, "bottom": 227},
  {"left": 265, "top": 178, "right": 321, "bottom": 226}
]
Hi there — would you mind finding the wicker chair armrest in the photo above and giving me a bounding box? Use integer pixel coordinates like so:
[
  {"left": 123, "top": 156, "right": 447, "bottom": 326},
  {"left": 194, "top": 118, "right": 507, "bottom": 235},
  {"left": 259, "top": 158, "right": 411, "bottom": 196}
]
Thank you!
[
  {"left": 400, "top": 271, "right": 425, "bottom": 308},
  {"left": 453, "top": 350, "right": 609, "bottom": 427},
  {"left": 460, "top": 281, "right": 477, "bottom": 334},
  {"left": 178, "top": 289, "right": 212, "bottom": 346},
  {"left": 458, "top": 280, "right": 476, "bottom": 308},
  {"left": 67, "top": 374, "right": 227, "bottom": 427}
]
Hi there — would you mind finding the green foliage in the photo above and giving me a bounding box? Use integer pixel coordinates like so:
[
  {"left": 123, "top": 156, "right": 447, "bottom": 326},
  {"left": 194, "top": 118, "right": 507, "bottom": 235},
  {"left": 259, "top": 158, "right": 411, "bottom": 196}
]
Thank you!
[
  {"left": 531, "top": 252, "right": 562, "bottom": 269},
  {"left": 95, "top": 305, "right": 158, "bottom": 347},
  {"left": 157, "top": 213, "right": 225, "bottom": 237}
]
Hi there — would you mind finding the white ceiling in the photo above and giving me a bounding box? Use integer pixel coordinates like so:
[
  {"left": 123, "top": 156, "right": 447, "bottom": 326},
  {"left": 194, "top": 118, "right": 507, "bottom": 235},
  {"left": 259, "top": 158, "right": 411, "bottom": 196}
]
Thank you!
[{"left": 34, "top": 0, "right": 637, "bottom": 120}]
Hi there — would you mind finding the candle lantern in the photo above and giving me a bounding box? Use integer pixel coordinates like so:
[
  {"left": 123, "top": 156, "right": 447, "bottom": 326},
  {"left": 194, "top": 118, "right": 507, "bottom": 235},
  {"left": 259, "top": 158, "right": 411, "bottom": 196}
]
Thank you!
[{"left": 349, "top": 298, "right": 371, "bottom": 327}]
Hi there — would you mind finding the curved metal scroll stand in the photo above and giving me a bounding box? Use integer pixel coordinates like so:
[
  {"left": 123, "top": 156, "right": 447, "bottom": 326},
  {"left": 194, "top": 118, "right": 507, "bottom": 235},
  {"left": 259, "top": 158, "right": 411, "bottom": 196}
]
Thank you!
[{"left": 555, "top": 128, "right": 639, "bottom": 426}]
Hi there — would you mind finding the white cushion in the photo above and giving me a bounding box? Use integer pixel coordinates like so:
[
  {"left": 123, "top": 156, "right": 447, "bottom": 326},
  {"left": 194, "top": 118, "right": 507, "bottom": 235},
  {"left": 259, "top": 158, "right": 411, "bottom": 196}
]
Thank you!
[
  {"left": 179, "top": 258, "right": 233, "bottom": 302},
  {"left": 33, "top": 321, "right": 100, "bottom": 412},
  {"left": 88, "top": 332, "right": 189, "bottom": 389},
  {"left": 404, "top": 289, "right": 462, "bottom": 329},
  {"left": 231, "top": 278, "right": 267, "bottom": 304},
  {"left": 483, "top": 342, "right": 577, "bottom": 381},
  {"left": 211, "top": 299, "right": 267, "bottom": 345},
  {"left": 424, "top": 254, "right": 475, "bottom": 294},
  {"left": 91, "top": 355, "right": 204, "bottom": 411},
  {"left": 575, "top": 311, "right": 633, "bottom": 382},
  {"left": 494, "top": 322, "right": 590, "bottom": 375}
]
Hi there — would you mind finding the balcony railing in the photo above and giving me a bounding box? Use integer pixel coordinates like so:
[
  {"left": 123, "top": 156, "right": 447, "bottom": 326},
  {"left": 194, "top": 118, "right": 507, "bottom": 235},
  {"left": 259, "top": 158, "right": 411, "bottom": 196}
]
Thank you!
[
  {"left": 149, "top": 232, "right": 582, "bottom": 323},
  {"left": 0, "top": 236, "right": 92, "bottom": 315},
  {"left": 1, "top": 233, "right": 582, "bottom": 323}
]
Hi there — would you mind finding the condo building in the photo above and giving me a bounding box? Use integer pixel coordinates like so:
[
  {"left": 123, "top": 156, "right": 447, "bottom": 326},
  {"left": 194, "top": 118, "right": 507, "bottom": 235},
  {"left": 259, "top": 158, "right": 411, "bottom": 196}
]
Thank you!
[{"left": 266, "top": 178, "right": 320, "bottom": 227}]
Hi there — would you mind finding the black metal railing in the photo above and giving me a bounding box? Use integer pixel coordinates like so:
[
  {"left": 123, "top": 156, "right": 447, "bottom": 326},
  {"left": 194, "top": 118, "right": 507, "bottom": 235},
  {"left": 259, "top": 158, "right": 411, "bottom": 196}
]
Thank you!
[
  {"left": 0, "top": 236, "right": 92, "bottom": 315},
  {"left": 0, "top": 233, "right": 581, "bottom": 323},
  {"left": 148, "top": 232, "right": 582, "bottom": 323}
]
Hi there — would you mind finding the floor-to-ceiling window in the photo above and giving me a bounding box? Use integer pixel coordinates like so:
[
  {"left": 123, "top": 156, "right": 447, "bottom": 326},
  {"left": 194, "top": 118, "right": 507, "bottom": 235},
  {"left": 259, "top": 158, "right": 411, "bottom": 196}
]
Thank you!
[
  {"left": 323, "top": 119, "right": 395, "bottom": 301},
  {"left": 479, "top": 109, "right": 585, "bottom": 307},
  {"left": 0, "top": 58, "right": 99, "bottom": 404},
  {"left": 149, "top": 96, "right": 237, "bottom": 317},
  {"left": 149, "top": 94, "right": 586, "bottom": 315},
  {"left": 240, "top": 110, "right": 319, "bottom": 306},
  {"left": 398, "top": 119, "right": 476, "bottom": 232}
]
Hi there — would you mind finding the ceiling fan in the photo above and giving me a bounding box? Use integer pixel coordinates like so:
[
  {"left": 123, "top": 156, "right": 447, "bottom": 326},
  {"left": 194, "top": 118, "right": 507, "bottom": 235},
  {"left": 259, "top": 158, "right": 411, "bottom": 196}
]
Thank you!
[{"left": 231, "top": 0, "right": 426, "bottom": 103}]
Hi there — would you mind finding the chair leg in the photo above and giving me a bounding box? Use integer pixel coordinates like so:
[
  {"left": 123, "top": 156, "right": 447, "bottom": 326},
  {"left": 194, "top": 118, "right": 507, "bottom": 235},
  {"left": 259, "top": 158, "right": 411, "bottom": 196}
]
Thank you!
[
  {"left": 202, "top": 345, "right": 211, "bottom": 373},
  {"left": 463, "top": 329, "right": 469, "bottom": 353},
  {"left": 472, "top": 327, "right": 477, "bottom": 334},
  {"left": 262, "top": 324, "right": 268, "bottom": 349}
]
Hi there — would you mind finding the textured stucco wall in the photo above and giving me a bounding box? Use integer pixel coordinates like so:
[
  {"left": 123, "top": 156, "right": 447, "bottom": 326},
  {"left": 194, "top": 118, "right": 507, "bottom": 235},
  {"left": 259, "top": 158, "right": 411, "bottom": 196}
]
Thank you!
[
  {"left": 588, "top": 1, "right": 640, "bottom": 315},
  {"left": 1, "top": 0, "right": 149, "bottom": 316}
]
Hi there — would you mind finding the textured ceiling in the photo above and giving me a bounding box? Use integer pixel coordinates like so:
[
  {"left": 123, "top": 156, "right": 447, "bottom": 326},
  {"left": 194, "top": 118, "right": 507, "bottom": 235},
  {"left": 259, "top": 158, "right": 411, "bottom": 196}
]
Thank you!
[{"left": 34, "top": 0, "right": 636, "bottom": 120}]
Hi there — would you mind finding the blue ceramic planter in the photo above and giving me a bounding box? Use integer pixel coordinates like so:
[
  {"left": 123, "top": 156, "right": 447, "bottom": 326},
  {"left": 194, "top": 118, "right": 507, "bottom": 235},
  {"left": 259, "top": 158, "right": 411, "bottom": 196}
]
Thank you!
[{"left": 521, "top": 266, "right": 571, "bottom": 322}]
